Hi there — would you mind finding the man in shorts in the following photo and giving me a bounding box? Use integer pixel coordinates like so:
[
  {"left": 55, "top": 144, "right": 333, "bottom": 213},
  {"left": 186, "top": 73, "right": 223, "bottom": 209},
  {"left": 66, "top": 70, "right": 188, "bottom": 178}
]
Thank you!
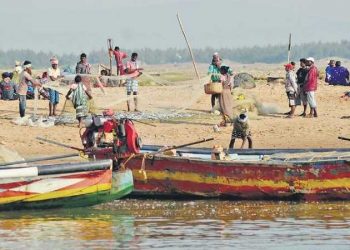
[
  {"left": 304, "top": 57, "right": 319, "bottom": 118},
  {"left": 296, "top": 58, "right": 309, "bottom": 116},
  {"left": 48, "top": 57, "right": 61, "bottom": 116},
  {"left": 125, "top": 52, "right": 143, "bottom": 112}
]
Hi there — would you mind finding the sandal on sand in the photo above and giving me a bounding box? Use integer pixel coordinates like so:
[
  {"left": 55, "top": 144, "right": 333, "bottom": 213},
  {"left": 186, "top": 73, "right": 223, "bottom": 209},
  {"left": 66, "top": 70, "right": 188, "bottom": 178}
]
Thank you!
[
  {"left": 286, "top": 115, "right": 294, "bottom": 118},
  {"left": 304, "top": 114, "right": 314, "bottom": 118},
  {"left": 299, "top": 113, "right": 306, "bottom": 117}
]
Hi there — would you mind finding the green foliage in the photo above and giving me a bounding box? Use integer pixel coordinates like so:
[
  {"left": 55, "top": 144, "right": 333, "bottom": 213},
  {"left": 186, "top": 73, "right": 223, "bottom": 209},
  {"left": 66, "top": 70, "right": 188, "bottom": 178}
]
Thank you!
[{"left": 1, "top": 40, "right": 350, "bottom": 67}]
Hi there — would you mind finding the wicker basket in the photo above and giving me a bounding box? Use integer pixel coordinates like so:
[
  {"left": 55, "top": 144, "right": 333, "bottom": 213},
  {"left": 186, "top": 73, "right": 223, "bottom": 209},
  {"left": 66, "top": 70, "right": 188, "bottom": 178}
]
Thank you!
[{"left": 204, "top": 82, "right": 223, "bottom": 94}]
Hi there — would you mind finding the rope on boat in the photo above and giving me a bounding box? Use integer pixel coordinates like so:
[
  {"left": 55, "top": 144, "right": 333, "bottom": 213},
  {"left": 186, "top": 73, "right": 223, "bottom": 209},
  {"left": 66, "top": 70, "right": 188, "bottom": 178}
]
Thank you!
[{"left": 119, "top": 153, "right": 135, "bottom": 171}]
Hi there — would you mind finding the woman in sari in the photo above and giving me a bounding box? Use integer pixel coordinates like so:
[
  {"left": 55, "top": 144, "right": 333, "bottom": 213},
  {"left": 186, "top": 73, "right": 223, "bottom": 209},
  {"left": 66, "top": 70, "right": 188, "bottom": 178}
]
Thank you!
[
  {"left": 213, "top": 65, "right": 234, "bottom": 132},
  {"left": 66, "top": 75, "right": 92, "bottom": 128}
]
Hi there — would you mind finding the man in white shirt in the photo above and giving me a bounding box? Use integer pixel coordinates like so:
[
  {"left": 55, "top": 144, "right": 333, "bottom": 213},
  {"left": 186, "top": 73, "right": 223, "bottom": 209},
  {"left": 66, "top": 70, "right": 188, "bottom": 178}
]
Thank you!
[{"left": 48, "top": 57, "right": 61, "bottom": 116}]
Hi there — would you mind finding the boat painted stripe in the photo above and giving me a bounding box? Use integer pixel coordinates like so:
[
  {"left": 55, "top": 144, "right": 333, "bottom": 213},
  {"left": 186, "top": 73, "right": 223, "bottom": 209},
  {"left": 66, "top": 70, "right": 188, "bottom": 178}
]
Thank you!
[
  {"left": 0, "top": 167, "right": 38, "bottom": 178},
  {"left": 10, "top": 178, "right": 84, "bottom": 193},
  {"left": 0, "top": 183, "right": 112, "bottom": 204},
  {"left": 297, "top": 178, "right": 350, "bottom": 190},
  {"left": 132, "top": 170, "right": 350, "bottom": 190},
  {"left": 134, "top": 181, "right": 292, "bottom": 197},
  {"left": 132, "top": 170, "right": 291, "bottom": 189}
]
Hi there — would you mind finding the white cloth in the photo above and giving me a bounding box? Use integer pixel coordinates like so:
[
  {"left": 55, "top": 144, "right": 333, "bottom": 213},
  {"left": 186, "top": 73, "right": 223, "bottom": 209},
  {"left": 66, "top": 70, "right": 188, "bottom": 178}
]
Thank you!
[
  {"left": 306, "top": 91, "right": 317, "bottom": 108},
  {"left": 48, "top": 67, "right": 61, "bottom": 78}
]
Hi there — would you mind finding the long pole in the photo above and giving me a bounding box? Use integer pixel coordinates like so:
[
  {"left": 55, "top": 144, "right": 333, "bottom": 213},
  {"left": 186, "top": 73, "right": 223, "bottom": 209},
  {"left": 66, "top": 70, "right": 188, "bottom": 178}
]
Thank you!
[
  {"left": 36, "top": 137, "right": 84, "bottom": 151},
  {"left": 158, "top": 137, "right": 214, "bottom": 153},
  {"left": 0, "top": 153, "right": 80, "bottom": 168},
  {"left": 176, "top": 13, "right": 201, "bottom": 82},
  {"left": 287, "top": 33, "right": 292, "bottom": 63},
  {"left": 108, "top": 39, "right": 113, "bottom": 75}
]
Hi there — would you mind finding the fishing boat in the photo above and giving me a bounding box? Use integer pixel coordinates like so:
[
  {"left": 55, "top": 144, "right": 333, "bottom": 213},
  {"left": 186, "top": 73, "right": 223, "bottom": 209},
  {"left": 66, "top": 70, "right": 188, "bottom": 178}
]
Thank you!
[
  {"left": 122, "top": 145, "right": 350, "bottom": 201},
  {"left": 37, "top": 115, "right": 350, "bottom": 201},
  {"left": 0, "top": 159, "right": 133, "bottom": 210}
]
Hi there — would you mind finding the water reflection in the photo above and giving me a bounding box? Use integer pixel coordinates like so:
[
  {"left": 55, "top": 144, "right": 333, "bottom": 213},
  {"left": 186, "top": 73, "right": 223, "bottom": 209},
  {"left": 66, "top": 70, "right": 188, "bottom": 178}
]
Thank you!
[
  {"left": 0, "top": 200, "right": 349, "bottom": 249},
  {"left": 0, "top": 209, "right": 136, "bottom": 249}
]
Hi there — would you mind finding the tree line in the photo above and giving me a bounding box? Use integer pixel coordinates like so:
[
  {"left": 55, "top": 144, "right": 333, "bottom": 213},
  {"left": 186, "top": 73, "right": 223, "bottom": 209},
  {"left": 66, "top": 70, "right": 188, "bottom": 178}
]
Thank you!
[{"left": 1, "top": 40, "right": 350, "bottom": 68}]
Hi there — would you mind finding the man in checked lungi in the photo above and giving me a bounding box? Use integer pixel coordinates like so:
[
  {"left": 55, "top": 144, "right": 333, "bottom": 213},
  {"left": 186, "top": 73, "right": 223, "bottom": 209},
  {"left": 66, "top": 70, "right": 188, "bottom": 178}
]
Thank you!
[{"left": 124, "top": 52, "right": 143, "bottom": 112}]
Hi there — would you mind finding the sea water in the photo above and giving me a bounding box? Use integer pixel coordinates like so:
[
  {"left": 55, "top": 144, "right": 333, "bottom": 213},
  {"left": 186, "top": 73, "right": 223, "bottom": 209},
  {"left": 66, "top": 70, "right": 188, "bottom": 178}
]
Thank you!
[{"left": 0, "top": 200, "right": 349, "bottom": 249}]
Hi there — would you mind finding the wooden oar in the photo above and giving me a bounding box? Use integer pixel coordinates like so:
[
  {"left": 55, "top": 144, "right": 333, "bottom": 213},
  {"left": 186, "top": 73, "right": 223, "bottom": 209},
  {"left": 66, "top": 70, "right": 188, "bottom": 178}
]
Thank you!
[
  {"left": 0, "top": 153, "right": 80, "bottom": 168},
  {"left": 156, "top": 137, "right": 214, "bottom": 153}
]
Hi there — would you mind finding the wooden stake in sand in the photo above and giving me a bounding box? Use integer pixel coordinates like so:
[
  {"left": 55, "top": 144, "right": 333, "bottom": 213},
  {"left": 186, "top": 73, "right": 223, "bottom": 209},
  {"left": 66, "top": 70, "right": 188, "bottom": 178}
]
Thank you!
[
  {"left": 108, "top": 38, "right": 113, "bottom": 75},
  {"left": 176, "top": 13, "right": 201, "bottom": 83}
]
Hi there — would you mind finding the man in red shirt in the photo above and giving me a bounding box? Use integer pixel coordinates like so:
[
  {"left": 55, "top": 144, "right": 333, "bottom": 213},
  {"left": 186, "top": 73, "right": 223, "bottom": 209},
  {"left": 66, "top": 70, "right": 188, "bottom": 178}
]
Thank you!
[
  {"left": 110, "top": 46, "right": 127, "bottom": 76},
  {"left": 304, "top": 57, "right": 319, "bottom": 118}
]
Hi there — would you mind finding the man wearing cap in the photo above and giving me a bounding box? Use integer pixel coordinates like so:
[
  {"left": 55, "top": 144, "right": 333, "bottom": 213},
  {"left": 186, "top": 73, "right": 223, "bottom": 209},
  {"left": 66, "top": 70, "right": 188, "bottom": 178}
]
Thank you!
[
  {"left": 18, "top": 61, "right": 42, "bottom": 117},
  {"left": 284, "top": 63, "right": 298, "bottom": 118},
  {"left": 48, "top": 56, "right": 61, "bottom": 116},
  {"left": 304, "top": 57, "right": 319, "bottom": 118}
]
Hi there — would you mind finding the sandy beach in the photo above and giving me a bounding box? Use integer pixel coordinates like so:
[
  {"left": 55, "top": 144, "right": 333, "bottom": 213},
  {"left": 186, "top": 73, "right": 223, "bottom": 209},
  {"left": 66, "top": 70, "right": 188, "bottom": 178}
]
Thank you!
[{"left": 1, "top": 62, "right": 350, "bottom": 158}]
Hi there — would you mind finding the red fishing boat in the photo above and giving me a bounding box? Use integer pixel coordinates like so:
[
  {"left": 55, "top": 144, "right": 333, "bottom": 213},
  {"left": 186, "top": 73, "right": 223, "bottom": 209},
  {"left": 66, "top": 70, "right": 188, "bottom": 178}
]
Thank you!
[
  {"left": 41, "top": 114, "right": 350, "bottom": 201},
  {"left": 124, "top": 146, "right": 350, "bottom": 200}
]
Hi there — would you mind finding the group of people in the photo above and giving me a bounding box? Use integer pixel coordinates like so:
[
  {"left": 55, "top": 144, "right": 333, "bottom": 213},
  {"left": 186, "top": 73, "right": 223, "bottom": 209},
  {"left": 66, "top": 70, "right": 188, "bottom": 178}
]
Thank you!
[
  {"left": 207, "top": 52, "right": 252, "bottom": 149},
  {"left": 325, "top": 60, "right": 349, "bottom": 85},
  {"left": 284, "top": 57, "right": 319, "bottom": 118},
  {"left": 0, "top": 47, "right": 143, "bottom": 123}
]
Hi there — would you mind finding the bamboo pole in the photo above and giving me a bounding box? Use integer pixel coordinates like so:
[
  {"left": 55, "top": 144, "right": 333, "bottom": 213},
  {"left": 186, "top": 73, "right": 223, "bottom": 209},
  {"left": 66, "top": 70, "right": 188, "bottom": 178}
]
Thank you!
[
  {"left": 108, "top": 39, "right": 113, "bottom": 75},
  {"left": 0, "top": 153, "right": 80, "bottom": 168},
  {"left": 287, "top": 33, "right": 292, "bottom": 63},
  {"left": 176, "top": 13, "right": 201, "bottom": 83}
]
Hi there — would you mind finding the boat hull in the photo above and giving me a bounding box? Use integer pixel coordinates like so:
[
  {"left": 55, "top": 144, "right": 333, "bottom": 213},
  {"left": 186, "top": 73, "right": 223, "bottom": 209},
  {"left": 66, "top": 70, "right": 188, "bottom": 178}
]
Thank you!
[
  {"left": 125, "top": 155, "right": 350, "bottom": 201},
  {"left": 0, "top": 160, "right": 133, "bottom": 210}
]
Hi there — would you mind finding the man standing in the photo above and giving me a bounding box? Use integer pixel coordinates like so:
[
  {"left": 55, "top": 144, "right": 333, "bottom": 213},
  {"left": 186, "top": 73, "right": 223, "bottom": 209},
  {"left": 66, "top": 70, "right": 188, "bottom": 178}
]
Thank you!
[
  {"left": 296, "top": 58, "right": 309, "bottom": 116},
  {"left": 110, "top": 46, "right": 128, "bottom": 87},
  {"left": 76, "top": 53, "right": 91, "bottom": 74},
  {"left": 304, "top": 57, "right": 318, "bottom": 118},
  {"left": 125, "top": 52, "right": 143, "bottom": 112},
  {"left": 18, "top": 61, "right": 41, "bottom": 117},
  {"left": 110, "top": 46, "right": 127, "bottom": 76},
  {"left": 284, "top": 64, "right": 298, "bottom": 118},
  {"left": 48, "top": 56, "right": 61, "bottom": 116}
]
